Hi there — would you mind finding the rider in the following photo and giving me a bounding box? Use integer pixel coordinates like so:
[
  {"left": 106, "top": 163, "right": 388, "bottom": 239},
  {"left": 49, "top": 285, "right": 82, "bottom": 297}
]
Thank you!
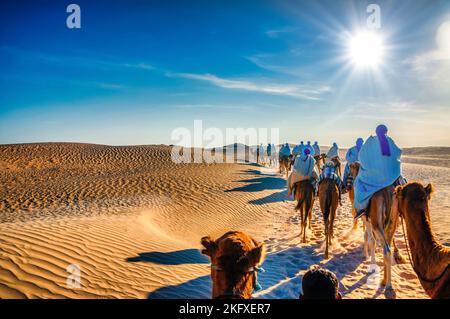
[
  {"left": 354, "top": 125, "right": 405, "bottom": 219},
  {"left": 306, "top": 141, "right": 315, "bottom": 157},
  {"left": 318, "top": 161, "right": 344, "bottom": 205},
  {"left": 271, "top": 143, "right": 277, "bottom": 161},
  {"left": 292, "top": 141, "right": 305, "bottom": 157},
  {"left": 343, "top": 138, "right": 364, "bottom": 188},
  {"left": 266, "top": 143, "right": 272, "bottom": 166},
  {"left": 313, "top": 142, "right": 321, "bottom": 157},
  {"left": 326, "top": 142, "right": 339, "bottom": 162},
  {"left": 299, "top": 141, "right": 305, "bottom": 156},
  {"left": 256, "top": 145, "right": 260, "bottom": 164},
  {"left": 266, "top": 143, "right": 272, "bottom": 157},
  {"left": 279, "top": 143, "right": 291, "bottom": 160},
  {"left": 287, "top": 148, "right": 318, "bottom": 197},
  {"left": 259, "top": 144, "right": 265, "bottom": 164}
]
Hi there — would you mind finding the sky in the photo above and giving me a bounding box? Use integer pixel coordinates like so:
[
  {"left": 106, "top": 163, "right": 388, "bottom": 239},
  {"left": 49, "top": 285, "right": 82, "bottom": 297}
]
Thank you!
[{"left": 0, "top": 0, "right": 449, "bottom": 147}]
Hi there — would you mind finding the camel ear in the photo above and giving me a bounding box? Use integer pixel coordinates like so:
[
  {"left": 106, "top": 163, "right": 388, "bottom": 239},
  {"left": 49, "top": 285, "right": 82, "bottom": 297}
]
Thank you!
[
  {"left": 239, "top": 243, "right": 266, "bottom": 269},
  {"left": 394, "top": 185, "right": 404, "bottom": 198},
  {"left": 200, "top": 236, "right": 217, "bottom": 258},
  {"left": 425, "top": 184, "right": 434, "bottom": 200}
]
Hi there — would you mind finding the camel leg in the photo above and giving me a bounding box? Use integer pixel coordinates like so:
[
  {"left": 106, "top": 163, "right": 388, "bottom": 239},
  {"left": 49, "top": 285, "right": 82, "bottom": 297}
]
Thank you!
[
  {"left": 308, "top": 206, "right": 312, "bottom": 230},
  {"left": 299, "top": 208, "right": 304, "bottom": 238},
  {"left": 351, "top": 206, "right": 358, "bottom": 230},
  {"left": 375, "top": 228, "right": 396, "bottom": 299},
  {"left": 302, "top": 211, "right": 307, "bottom": 243},
  {"left": 302, "top": 201, "right": 307, "bottom": 243},
  {"left": 383, "top": 250, "right": 396, "bottom": 299},
  {"left": 329, "top": 207, "right": 335, "bottom": 244},
  {"left": 363, "top": 217, "right": 377, "bottom": 263},
  {"left": 392, "top": 239, "right": 406, "bottom": 264},
  {"left": 324, "top": 219, "right": 329, "bottom": 259}
]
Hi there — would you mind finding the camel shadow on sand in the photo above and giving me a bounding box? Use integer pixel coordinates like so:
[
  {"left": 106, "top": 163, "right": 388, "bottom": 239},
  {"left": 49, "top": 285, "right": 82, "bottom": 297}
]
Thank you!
[
  {"left": 237, "top": 168, "right": 277, "bottom": 176},
  {"left": 148, "top": 275, "right": 212, "bottom": 299},
  {"left": 126, "top": 249, "right": 209, "bottom": 265},
  {"left": 144, "top": 240, "right": 367, "bottom": 299},
  {"left": 225, "top": 176, "right": 286, "bottom": 193},
  {"left": 248, "top": 190, "right": 288, "bottom": 205}
]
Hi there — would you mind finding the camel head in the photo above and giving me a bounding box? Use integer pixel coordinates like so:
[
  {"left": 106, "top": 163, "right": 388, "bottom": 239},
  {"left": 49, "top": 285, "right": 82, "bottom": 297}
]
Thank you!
[
  {"left": 200, "top": 231, "right": 266, "bottom": 299},
  {"left": 349, "top": 161, "right": 361, "bottom": 178},
  {"left": 394, "top": 182, "right": 434, "bottom": 220}
]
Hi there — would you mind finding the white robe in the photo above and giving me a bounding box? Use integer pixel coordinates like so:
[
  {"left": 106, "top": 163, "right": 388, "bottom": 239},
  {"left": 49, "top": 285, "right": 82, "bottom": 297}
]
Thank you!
[{"left": 354, "top": 136, "right": 402, "bottom": 212}]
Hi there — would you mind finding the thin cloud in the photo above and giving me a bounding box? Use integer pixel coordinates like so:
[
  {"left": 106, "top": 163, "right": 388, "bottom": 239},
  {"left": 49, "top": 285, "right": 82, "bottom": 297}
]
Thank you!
[
  {"left": 123, "top": 63, "right": 155, "bottom": 70},
  {"left": 167, "top": 72, "right": 331, "bottom": 100},
  {"left": 265, "top": 27, "right": 298, "bottom": 38},
  {"left": 0, "top": 46, "right": 155, "bottom": 72},
  {"left": 95, "top": 82, "right": 124, "bottom": 90}
]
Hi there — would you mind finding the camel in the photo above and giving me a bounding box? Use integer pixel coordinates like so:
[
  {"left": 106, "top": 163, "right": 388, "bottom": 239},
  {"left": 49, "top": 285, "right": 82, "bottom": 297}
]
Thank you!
[
  {"left": 330, "top": 157, "right": 342, "bottom": 178},
  {"left": 394, "top": 182, "right": 450, "bottom": 299},
  {"left": 279, "top": 155, "right": 291, "bottom": 179},
  {"left": 318, "top": 179, "right": 339, "bottom": 259},
  {"left": 348, "top": 162, "right": 404, "bottom": 265},
  {"left": 362, "top": 182, "right": 406, "bottom": 298},
  {"left": 314, "top": 153, "right": 326, "bottom": 174},
  {"left": 294, "top": 180, "right": 315, "bottom": 243},
  {"left": 201, "top": 231, "right": 266, "bottom": 299}
]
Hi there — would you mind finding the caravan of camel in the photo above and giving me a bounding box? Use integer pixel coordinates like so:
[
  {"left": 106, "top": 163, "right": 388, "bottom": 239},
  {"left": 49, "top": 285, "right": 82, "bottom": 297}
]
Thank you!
[{"left": 200, "top": 125, "right": 450, "bottom": 300}]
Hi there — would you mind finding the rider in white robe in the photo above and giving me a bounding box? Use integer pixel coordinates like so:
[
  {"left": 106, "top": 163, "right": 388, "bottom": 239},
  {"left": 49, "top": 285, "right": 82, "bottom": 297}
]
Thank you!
[
  {"left": 354, "top": 125, "right": 403, "bottom": 218},
  {"left": 287, "top": 148, "right": 318, "bottom": 196}
]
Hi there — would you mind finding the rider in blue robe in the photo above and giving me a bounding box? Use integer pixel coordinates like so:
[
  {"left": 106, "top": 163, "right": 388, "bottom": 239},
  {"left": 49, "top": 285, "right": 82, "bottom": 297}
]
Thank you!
[
  {"left": 313, "top": 142, "right": 321, "bottom": 157},
  {"left": 305, "top": 141, "right": 315, "bottom": 157},
  {"left": 343, "top": 138, "right": 364, "bottom": 187},
  {"left": 326, "top": 142, "right": 339, "bottom": 161}
]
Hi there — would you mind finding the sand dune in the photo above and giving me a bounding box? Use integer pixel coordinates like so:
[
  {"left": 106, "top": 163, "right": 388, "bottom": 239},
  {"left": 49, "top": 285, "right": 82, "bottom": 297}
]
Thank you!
[{"left": 0, "top": 143, "right": 448, "bottom": 298}]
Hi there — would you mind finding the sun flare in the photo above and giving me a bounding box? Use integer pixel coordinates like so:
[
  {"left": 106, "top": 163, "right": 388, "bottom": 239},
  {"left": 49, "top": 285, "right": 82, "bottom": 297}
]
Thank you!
[{"left": 348, "top": 31, "right": 385, "bottom": 69}]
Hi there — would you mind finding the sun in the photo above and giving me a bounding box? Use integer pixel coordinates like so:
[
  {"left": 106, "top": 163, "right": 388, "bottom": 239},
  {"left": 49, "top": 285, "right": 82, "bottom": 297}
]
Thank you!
[{"left": 348, "top": 31, "right": 385, "bottom": 69}]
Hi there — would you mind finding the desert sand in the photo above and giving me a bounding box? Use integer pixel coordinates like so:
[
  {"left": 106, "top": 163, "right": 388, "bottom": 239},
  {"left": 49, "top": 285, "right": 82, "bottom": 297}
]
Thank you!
[{"left": 0, "top": 143, "right": 449, "bottom": 298}]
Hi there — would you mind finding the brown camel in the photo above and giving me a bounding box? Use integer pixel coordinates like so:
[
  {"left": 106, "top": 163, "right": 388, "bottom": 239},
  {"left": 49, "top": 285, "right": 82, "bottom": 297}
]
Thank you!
[
  {"left": 349, "top": 162, "right": 404, "bottom": 264},
  {"left": 314, "top": 153, "right": 326, "bottom": 174},
  {"left": 279, "top": 155, "right": 291, "bottom": 179},
  {"left": 364, "top": 182, "right": 408, "bottom": 299},
  {"left": 201, "top": 231, "right": 266, "bottom": 299},
  {"left": 294, "top": 180, "right": 315, "bottom": 243},
  {"left": 330, "top": 157, "right": 342, "bottom": 178},
  {"left": 318, "top": 179, "right": 339, "bottom": 259},
  {"left": 394, "top": 182, "right": 450, "bottom": 299}
]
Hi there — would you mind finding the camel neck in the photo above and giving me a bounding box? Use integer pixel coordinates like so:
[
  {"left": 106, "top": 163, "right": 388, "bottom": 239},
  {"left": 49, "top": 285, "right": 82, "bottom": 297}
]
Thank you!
[
  {"left": 405, "top": 208, "right": 436, "bottom": 259},
  {"left": 404, "top": 206, "right": 449, "bottom": 280}
]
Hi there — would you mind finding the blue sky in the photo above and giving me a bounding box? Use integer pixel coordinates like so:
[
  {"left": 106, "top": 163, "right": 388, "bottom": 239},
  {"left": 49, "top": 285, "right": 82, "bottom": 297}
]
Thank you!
[{"left": 0, "top": 0, "right": 449, "bottom": 147}]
